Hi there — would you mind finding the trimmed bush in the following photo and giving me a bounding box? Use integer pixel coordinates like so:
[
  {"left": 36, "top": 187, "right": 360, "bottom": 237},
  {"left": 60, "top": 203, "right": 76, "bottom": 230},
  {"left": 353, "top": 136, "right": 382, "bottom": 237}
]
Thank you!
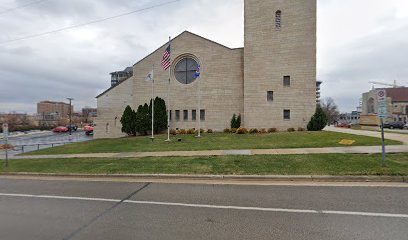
[
  {"left": 120, "top": 105, "right": 137, "bottom": 136},
  {"left": 207, "top": 129, "right": 213, "bottom": 133},
  {"left": 236, "top": 127, "right": 248, "bottom": 134},
  {"left": 178, "top": 129, "right": 187, "bottom": 134},
  {"left": 297, "top": 127, "right": 306, "bottom": 132},
  {"left": 230, "top": 114, "right": 241, "bottom": 129},
  {"left": 187, "top": 129, "right": 195, "bottom": 134},
  {"left": 170, "top": 129, "right": 177, "bottom": 135},
  {"left": 287, "top": 128, "right": 296, "bottom": 132},
  {"left": 268, "top": 128, "right": 277, "bottom": 133},
  {"left": 230, "top": 128, "right": 237, "bottom": 133},
  {"left": 249, "top": 128, "right": 259, "bottom": 134},
  {"left": 259, "top": 128, "right": 267, "bottom": 134},
  {"left": 307, "top": 106, "right": 328, "bottom": 131},
  {"left": 224, "top": 128, "right": 231, "bottom": 133},
  {"left": 195, "top": 129, "right": 204, "bottom": 134}
]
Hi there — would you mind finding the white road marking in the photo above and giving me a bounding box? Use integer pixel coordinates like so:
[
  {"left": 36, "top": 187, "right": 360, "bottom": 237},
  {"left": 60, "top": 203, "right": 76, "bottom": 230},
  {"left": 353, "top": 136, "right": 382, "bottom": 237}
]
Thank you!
[{"left": 0, "top": 192, "right": 407, "bottom": 219}]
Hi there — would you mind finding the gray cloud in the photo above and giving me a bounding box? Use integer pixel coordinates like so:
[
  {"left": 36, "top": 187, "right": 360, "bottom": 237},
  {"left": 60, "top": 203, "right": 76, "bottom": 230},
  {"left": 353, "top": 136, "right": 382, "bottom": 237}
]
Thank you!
[{"left": 0, "top": 0, "right": 407, "bottom": 114}]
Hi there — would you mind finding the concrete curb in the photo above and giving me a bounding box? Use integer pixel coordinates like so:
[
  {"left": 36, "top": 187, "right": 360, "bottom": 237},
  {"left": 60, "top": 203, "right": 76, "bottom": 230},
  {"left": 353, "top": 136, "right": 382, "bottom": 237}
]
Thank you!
[{"left": 0, "top": 172, "right": 407, "bottom": 183}]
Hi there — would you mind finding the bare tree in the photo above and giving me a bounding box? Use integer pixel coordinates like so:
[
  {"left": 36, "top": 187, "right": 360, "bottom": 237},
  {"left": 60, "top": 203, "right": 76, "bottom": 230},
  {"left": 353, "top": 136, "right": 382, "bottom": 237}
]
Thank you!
[{"left": 321, "top": 97, "right": 340, "bottom": 125}]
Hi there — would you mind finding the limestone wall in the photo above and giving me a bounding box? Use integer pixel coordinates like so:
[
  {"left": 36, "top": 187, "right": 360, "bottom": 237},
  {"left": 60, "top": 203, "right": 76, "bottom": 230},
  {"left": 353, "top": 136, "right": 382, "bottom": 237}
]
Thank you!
[
  {"left": 132, "top": 32, "right": 244, "bottom": 132},
  {"left": 243, "top": 0, "right": 317, "bottom": 130},
  {"left": 94, "top": 77, "right": 134, "bottom": 138}
]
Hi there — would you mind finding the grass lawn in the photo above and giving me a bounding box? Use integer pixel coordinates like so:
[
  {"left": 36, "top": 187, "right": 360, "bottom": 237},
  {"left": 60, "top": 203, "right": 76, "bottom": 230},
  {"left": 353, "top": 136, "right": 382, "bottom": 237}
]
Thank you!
[
  {"left": 3, "top": 153, "right": 408, "bottom": 176},
  {"left": 24, "top": 131, "right": 402, "bottom": 156}
]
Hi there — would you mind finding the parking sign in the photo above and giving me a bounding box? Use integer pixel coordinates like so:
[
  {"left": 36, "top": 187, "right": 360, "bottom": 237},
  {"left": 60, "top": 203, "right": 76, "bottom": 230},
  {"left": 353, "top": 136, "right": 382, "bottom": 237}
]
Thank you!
[{"left": 377, "top": 90, "right": 387, "bottom": 119}]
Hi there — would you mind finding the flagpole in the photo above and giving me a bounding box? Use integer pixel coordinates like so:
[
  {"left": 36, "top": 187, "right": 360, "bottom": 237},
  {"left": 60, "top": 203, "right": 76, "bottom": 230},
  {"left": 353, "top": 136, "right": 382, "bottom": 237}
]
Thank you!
[
  {"left": 197, "top": 74, "right": 201, "bottom": 138},
  {"left": 166, "top": 36, "right": 172, "bottom": 142},
  {"left": 197, "top": 64, "right": 201, "bottom": 138},
  {"left": 151, "top": 65, "right": 155, "bottom": 140}
]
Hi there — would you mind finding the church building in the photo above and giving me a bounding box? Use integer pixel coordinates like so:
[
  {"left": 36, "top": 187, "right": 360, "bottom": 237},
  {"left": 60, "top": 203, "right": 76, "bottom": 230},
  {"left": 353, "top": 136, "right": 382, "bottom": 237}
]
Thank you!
[{"left": 95, "top": 0, "right": 317, "bottom": 138}]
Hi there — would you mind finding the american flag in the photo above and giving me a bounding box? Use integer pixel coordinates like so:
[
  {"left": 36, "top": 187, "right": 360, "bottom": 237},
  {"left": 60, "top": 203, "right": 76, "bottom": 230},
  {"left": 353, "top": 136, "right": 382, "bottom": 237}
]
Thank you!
[{"left": 161, "top": 45, "right": 171, "bottom": 71}]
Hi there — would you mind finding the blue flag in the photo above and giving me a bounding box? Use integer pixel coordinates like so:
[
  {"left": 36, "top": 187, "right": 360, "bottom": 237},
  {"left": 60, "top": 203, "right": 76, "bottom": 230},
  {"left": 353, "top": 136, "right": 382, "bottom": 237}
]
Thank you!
[{"left": 194, "top": 64, "right": 200, "bottom": 79}]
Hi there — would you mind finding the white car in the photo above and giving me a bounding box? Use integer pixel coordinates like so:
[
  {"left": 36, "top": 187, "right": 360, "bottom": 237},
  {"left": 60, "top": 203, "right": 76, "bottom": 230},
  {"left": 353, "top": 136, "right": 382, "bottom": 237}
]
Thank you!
[{"left": 404, "top": 123, "right": 408, "bottom": 129}]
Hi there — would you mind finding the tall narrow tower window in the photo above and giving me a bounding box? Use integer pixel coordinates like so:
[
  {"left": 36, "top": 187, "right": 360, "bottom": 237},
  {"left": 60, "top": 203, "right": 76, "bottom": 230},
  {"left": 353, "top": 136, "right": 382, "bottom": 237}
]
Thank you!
[{"left": 275, "top": 10, "right": 282, "bottom": 29}]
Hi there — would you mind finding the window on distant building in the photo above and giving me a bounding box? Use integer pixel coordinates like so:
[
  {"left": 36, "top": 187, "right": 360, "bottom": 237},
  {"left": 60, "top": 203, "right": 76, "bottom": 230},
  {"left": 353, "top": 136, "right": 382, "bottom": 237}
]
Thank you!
[
  {"left": 183, "top": 110, "right": 188, "bottom": 121},
  {"left": 275, "top": 10, "right": 282, "bottom": 29},
  {"left": 192, "top": 110, "right": 197, "bottom": 121},
  {"left": 284, "top": 109, "right": 291, "bottom": 120},
  {"left": 200, "top": 109, "right": 206, "bottom": 121},
  {"left": 169, "top": 110, "right": 172, "bottom": 121},
  {"left": 283, "top": 76, "right": 291, "bottom": 87},
  {"left": 175, "top": 110, "right": 180, "bottom": 121},
  {"left": 267, "top": 91, "right": 274, "bottom": 102},
  {"left": 368, "top": 98, "right": 375, "bottom": 114}
]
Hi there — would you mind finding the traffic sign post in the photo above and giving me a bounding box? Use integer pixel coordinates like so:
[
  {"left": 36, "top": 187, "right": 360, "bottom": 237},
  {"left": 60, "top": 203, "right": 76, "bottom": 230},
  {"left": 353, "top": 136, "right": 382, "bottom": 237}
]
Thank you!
[
  {"left": 377, "top": 90, "right": 387, "bottom": 166},
  {"left": 2, "top": 123, "right": 9, "bottom": 167}
]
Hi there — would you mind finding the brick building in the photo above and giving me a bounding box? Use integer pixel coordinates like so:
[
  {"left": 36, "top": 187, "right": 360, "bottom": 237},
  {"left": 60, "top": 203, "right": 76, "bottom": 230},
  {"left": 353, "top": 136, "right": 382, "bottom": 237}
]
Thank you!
[
  {"left": 37, "top": 101, "right": 73, "bottom": 118},
  {"left": 95, "top": 0, "right": 317, "bottom": 138}
]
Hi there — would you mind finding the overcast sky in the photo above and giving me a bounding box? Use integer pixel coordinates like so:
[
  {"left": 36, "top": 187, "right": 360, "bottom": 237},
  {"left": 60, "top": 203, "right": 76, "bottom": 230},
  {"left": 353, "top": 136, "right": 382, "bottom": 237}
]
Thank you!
[{"left": 0, "top": 0, "right": 408, "bottom": 114}]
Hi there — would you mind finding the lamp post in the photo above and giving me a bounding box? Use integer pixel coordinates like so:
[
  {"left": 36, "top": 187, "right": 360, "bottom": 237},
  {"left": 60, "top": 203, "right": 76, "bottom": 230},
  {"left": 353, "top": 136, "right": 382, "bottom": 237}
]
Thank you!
[{"left": 67, "top": 98, "right": 74, "bottom": 136}]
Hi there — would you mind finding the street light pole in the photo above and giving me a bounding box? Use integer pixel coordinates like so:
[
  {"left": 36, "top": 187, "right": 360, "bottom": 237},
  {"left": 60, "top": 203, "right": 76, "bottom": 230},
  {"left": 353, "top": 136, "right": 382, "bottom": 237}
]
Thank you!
[{"left": 67, "top": 98, "right": 74, "bottom": 136}]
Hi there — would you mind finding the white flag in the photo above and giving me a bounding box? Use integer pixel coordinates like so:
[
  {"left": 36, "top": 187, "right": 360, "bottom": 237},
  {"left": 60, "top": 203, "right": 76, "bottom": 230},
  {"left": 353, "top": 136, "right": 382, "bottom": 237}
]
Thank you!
[{"left": 146, "top": 70, "right": 154, "bottom": 82}]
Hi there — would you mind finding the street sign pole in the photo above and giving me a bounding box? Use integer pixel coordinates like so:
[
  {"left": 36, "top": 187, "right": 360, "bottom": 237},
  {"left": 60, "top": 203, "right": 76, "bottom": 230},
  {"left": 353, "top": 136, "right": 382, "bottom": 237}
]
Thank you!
[
  {"left": 380, "top": 118, "right": 386, "bottom": 166},
  {"left": 377, "top": 89, "right": 387, "bottom": 166}
]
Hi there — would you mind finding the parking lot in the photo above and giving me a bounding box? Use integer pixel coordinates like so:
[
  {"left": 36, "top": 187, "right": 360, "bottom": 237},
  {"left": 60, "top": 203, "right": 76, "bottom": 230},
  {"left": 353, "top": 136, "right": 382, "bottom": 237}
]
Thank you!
[{"left": 0, "top": 130, "right": 93, "bottom": 158}]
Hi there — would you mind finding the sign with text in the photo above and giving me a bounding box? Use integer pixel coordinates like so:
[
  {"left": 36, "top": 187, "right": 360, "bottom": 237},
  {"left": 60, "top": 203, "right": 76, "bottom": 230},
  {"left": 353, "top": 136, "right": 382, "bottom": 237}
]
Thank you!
[{"left": 377, "top": 89, "right": 387, "bottom": 119}]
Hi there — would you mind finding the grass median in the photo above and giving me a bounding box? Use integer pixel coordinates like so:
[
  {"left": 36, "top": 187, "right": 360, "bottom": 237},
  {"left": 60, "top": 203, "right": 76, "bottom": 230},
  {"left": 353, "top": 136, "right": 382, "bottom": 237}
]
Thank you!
[
  {"left": 2, "top": 153, "right": 408, "bottom": 176},
  {"left": 23, "top": 131, "right": 401, "bottom": 156}
]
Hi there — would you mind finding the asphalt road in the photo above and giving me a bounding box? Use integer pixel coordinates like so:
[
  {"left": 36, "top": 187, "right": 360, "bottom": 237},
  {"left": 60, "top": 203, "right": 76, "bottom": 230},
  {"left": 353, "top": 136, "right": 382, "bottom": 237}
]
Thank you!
[{"left": 0, "top": 178, "right": 407, "bottom": 240}]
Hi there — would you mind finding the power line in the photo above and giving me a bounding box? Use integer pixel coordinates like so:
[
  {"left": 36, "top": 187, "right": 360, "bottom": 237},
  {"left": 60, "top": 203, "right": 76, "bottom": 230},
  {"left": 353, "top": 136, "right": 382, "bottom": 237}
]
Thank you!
[
  {"left": 0, "top": 0, "right": 51, "bottom": 15},
  {"left": 0, "top": 0, "right": 180, "bottom": 45}
]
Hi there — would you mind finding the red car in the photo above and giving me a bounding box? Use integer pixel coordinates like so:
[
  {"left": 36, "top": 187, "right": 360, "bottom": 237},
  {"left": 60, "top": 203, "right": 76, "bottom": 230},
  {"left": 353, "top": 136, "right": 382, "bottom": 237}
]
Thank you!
[
  {"left": 84, "top": 125, "right": 94, "bottom": 136},
  {"left": 53, "top": 126, "right": 69, "bottom": 133}
]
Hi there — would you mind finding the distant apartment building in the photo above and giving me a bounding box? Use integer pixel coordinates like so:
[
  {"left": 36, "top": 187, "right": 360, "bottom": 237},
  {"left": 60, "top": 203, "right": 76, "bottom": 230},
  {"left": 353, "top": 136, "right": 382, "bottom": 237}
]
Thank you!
[
  {"left": 82, "top": 107, "right": 97, "bottom": 117},
  {"left": 316, "top": 81, "right": 322, "bottom": 105},
  {"left": 339, "top": 111, "right": 360, "bottom": 125},
  {"left": 110, "top": 67, "right": 133, "bottom": 87},
  {"left": 37, "top": 101, "right": 73, "bottom": 118}
]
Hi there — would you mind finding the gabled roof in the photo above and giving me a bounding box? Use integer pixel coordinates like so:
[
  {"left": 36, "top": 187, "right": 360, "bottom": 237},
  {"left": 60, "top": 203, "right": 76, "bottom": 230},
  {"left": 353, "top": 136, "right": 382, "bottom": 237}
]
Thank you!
[
  {"left": 97, "top": 31, "right": 240, "bottom": 99},
  {"left": 132, "top": 31, "right": 237, "bottom": 67}
]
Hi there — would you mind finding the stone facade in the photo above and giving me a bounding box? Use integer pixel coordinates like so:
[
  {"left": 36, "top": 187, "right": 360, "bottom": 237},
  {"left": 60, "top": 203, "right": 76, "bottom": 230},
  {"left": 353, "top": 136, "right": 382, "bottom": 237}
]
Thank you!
[
  {"left": 244, "top": 0, "right": 317, "bottom": 129},
  {"left": 95, "top": 76, "right": 134, "bottom": 138},
  {"left": 95, "top": 0, "right": 317, "bottom": 138}
]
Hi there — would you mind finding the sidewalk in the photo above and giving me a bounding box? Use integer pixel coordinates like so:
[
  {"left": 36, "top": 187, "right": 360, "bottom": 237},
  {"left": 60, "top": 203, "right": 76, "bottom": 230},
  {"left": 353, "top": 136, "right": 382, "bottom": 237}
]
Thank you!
[{"left": 10, "top": 145, "right": 408, "bottom": 160}]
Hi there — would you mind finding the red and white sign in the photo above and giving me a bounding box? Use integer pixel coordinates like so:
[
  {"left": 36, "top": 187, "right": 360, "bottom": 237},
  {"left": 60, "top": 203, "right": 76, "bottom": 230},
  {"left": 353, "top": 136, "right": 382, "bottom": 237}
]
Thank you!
[
  {"left": 377, "top": 90, "right": 387, "bottom": 119},
  {"left": 377, "top": 89, "right": 386, "bottom": 102}
]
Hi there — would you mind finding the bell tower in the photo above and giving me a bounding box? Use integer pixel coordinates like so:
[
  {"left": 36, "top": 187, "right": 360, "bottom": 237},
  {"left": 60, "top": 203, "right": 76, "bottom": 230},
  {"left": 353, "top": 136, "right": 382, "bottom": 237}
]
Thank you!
[{"left": 243, "top": 0, "right": 317, "bottom": 130}]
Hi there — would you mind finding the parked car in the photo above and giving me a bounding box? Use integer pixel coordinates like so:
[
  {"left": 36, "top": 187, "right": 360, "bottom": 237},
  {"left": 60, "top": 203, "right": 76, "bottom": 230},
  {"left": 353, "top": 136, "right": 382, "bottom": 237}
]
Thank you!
[
  {"left": 336, "top": 123, "right": 351, "bottom": 128},
  {"left": 66, "top": 124, "right": 78, "bottom": 131},
  {"left": 382, "top": 122, "right": 405, "bottom": 129},
  {"left": 53, "top": 126, "right": 69, "bottom": 133},
  {"left": 84, "top": 125, "right": 94, "bottom": 136},
  {"left": 404, "top": 123, "right": 408, "bottom": 129}
]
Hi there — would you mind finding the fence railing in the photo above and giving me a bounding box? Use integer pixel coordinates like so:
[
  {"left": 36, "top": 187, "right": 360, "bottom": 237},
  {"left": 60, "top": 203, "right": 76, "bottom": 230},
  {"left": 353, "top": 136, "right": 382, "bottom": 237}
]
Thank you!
[{"left": 4, "top": 140, "right": 84, "bottom": 154}]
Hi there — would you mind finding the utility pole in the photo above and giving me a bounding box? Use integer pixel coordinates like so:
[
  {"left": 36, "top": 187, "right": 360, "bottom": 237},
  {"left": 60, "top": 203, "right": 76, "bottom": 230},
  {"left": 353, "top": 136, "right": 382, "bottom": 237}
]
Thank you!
[{"left": 67, "top": 98, "right": 74, "bottom": 136}]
